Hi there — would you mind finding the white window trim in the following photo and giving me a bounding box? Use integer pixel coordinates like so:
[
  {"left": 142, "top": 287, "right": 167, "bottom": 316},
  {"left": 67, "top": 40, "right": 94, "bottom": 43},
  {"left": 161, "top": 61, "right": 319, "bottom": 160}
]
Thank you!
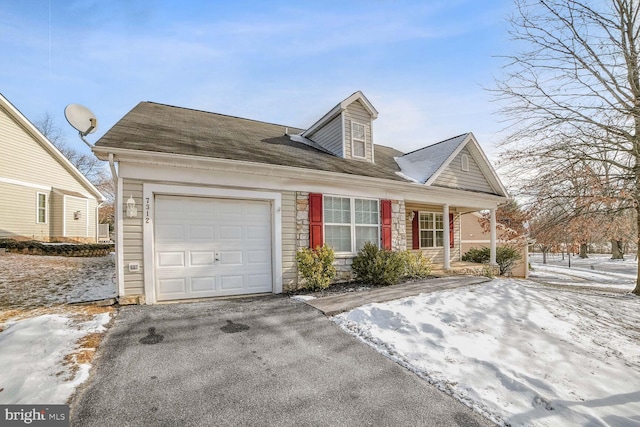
[
  {"left": 351, "top": 121, "right": 367, "bottom": 159},
  {"left": 323, "top": 195, "right": 379, "bottom": 255},
  {"left": 461, "top": 153, "right": 469, "bottom": 172},
  {"left": 418, "top": 211, "right": 445, "bottom": 248},
  {"left": 36, "top": 192, "right": 47, "bottom": 224}
]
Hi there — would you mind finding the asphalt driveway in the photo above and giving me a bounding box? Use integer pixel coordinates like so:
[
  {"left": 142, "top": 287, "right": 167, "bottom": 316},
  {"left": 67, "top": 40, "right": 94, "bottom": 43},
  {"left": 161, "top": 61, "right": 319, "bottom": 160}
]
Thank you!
[{"left": 71, "top": 296, "right": 492, "bottom": 427}]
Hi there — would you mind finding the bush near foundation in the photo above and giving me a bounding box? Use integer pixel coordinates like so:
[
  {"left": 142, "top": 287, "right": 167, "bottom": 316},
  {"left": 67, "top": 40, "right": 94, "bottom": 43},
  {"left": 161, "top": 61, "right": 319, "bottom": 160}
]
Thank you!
[
  {"left": 462, "top": 246, "right": 521, "bottom": 276},
  {"left": 352, "top": 242, "right": 405, "bottom": 286},
  {"left": 296, "top": 244, "right": 337, "bottom": 291}
]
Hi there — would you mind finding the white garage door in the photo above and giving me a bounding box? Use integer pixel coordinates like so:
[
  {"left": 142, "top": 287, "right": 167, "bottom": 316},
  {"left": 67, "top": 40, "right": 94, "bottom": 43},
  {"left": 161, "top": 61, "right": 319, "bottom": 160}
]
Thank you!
[{"left": 154, "top": 195, "right": 272, "bottom": 301}]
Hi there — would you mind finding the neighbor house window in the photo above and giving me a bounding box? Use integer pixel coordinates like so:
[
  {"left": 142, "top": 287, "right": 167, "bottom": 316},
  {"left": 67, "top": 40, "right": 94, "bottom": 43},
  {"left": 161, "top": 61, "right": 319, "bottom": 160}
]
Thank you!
[
  {"left": 36, "top": 192, "right": 47, "bottom": 224},
  {"left": 324, "top": 196, "right": 379, "bottom": 253},
  {"left": 351, "top": 122, "right": 366, "bottom": 158},
  {"left": 419, "top": 212, "right": 444, "bottom": 248},
  {"left": 461, "top": 153, "right": 469, "bottom": 171}
]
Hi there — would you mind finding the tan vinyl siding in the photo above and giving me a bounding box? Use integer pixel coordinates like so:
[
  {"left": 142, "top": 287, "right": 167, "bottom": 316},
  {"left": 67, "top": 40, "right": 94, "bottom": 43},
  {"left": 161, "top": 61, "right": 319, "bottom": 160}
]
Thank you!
[
  {"left": 0, "top": 105, "right": 97, "bottom": 197},
  {"left": 281, "top": 191, "right": 297, "bottom": 289},
  {"left": 307, "top": 115, "right": 343, "bottom": 157},
  {"left": 405, "top": 203, "right": 461, "bottom": 264},
  {"left": 0, "top": 181, "right": 50, "bottom": 240},
  {"left": 344, "top": 100, "right": 373, "bottom": 162},
  {"left": 433, "top": 146, "right": 493, "bottom": 193},
  {"left": 64, "top": 196, "right": 89, "bottom": 238},
  {"left": 51, "top": 192, "right": 64, "bottom": 237},
  {"left": 122, "top": 179, "right": 144, "bottom": 296}
]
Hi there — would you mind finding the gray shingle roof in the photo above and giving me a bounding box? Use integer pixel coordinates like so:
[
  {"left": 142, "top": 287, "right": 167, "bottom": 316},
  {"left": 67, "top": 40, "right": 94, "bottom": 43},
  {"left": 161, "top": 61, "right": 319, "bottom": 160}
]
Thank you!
[{"left": 96, "top": 102, "right": 407, "bottom": 181}]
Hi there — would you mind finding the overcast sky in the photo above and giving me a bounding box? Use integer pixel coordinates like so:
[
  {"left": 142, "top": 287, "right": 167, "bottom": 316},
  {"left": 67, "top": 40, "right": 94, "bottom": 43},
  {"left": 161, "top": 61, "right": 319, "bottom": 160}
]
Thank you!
[{"left": 1, "top": 0, "right": 515, "bottom": 163}]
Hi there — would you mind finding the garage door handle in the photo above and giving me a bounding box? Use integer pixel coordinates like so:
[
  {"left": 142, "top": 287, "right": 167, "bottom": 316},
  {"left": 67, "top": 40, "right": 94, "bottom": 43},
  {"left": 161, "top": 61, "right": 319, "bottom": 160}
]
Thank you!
[{"left": 215, "top": 251, "right": 220, "bottom": 261}]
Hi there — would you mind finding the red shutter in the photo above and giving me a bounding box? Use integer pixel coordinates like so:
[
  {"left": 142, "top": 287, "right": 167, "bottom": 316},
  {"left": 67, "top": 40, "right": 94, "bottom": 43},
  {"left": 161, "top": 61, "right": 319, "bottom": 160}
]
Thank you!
[
  {"left": 309, "top": 193, "right": 323, "bottom": 249},
  {"left": 449, "top": 213, "right": 455, "bottom": 249},
  {"left": 412, "top": 211, "right": 420, "bottom": 250},
  {"left": 380, "top": 200, "right": 392, "bottom": 250}
]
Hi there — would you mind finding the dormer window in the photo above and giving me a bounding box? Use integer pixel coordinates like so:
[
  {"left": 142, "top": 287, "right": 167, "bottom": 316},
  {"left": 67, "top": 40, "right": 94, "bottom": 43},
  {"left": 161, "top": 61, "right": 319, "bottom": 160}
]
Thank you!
[{"left": 352, "top": 122, "right": 366, "bottom": 158}]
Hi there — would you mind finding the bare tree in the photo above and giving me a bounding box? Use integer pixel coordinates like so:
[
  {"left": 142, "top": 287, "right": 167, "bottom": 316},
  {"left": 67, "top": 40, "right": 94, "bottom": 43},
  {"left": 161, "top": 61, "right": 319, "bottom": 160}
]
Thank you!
[
  {"left": 494, "top": 0, "right": 640, "bottom": 294},
  {"left": 33, "top": 113, "right": 107, "bottom": 185}
]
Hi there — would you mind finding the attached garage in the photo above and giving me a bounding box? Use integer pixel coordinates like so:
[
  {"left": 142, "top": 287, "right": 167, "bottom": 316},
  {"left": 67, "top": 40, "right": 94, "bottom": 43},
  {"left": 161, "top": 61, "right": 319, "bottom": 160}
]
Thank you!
[{"left": 142, "top": 185, "right": 283, "bottom": 304}]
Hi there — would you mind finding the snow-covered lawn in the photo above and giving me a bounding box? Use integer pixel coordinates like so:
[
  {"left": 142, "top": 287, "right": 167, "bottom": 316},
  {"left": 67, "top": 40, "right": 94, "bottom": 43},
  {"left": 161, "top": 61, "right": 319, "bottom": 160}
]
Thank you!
[
  {"left": 0, "top": 253, "right": 117, "bottom": 404},
  {"left": 0, "top": 307, "right": 113, "bottom": 404},
  {"left": 529, "top": 253, "right": 636, "bottom": 292},
  {"left": 334, "top": 279, "right": 640, "bottom": 426}
]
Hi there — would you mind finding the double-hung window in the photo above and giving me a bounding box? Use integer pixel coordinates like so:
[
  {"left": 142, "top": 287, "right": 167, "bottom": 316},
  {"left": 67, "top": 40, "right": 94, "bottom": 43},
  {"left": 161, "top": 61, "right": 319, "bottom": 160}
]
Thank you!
[
  {"left": 351, "top": 122, "right": 366, "bottom": 158},
  {"left": 36, "top": 192, "right": 47, "bottom": 224},
  {"left": 419, "top": 212, "right": 444, "bottom": 248},
  {"left": 324, "top": 196, "right": 379, "bottom": 253}
]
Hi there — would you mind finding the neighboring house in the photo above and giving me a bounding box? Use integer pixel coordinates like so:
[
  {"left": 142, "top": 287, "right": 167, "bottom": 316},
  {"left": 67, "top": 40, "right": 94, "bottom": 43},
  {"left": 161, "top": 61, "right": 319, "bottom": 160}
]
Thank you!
[
  {"left": 0, "top": 94, "right": 105, "bottom": 243},
  {"left": 460, "top": 212, "right": 529, "bottom": 278},
  {"left": 93, "top": 91, "right": 509, "bottom": 304}
]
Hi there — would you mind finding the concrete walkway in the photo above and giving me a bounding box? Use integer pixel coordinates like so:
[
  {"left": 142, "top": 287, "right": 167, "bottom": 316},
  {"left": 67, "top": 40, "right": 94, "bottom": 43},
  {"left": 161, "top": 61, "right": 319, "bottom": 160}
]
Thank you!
[{"left": 305, "top": 276, "right": 492, "bottom": 316}]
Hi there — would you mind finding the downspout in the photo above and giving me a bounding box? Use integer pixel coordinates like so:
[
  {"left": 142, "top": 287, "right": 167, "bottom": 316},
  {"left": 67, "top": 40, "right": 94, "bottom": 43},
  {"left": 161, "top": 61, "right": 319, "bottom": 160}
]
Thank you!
[{"left": 108, "top": 153, "right": 125, "bottom": 299}]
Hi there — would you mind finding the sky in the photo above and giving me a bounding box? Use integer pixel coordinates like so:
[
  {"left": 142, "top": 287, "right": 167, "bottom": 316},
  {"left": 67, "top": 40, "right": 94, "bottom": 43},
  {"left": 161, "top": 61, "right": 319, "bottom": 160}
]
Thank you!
[{"left": 0, "top": 0, "right": 515, "bottom": 164}]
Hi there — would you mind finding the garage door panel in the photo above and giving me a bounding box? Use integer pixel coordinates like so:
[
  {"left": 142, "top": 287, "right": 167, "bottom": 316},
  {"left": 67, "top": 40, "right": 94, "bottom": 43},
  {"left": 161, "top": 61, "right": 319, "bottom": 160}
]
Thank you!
[
  {"left": 188, "top": 225, "right": 215, "bottom": 240},
  {"left": 246, "top": 225, "right": 270, "bottom": 240},
  {"left": 190, "top": 277, "right": 217, "bottom": 292},
  {"left": 247, "top": 274, "right": 271, "bottom": 289},
  {"left": 220, "top": 275, "right": 244, "bottom": 290},
  {"left": 154, "top": 195, "right": 273, "bottom": 301},
  {"left": 156, "top": 225, "right": 185, "bottom": 242},
  {"left": 158, "top": 252, "right": 185, "bottom": 267},
  {"left": 247, "top": 250, "right": 270, "bottom": 265},
  {"left": 220, "top": 251, "right": 243, "bottom": 266},
  {"left": 190, "top": 251, "right": 215, "bottom": 266},
  {"left": 220, "top": 225, "right": 242, "bottom": 240},
  {"left": 158, "top": 278, "right": 187, "bottom": 295}
]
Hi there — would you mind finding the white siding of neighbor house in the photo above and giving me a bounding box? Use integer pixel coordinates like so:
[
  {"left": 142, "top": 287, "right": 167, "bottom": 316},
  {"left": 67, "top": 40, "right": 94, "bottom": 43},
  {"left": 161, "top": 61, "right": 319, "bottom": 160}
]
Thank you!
[
  {"left": 433, "top": 146, "right": 493, "bottom": 193},
  {"left": 0, "top": 181, "right": 51, "bottom": 240},
  {"left": 343, "top": 100, "right": 373, "bottom": 162},
  {"left": 307, "top": 115, "right": 343, "bottom": 157},
  {"left": 0, "top": 103, "right": 99, "bottom": 241},
  {"left": 64, "top": 196, "right": 89, "bottom": 238},
  {"left": 405, "top": 203, "right": 461, "bottom": 264},
  {"left": 122, "top": 179, "right": 145, "bottom": 296}
]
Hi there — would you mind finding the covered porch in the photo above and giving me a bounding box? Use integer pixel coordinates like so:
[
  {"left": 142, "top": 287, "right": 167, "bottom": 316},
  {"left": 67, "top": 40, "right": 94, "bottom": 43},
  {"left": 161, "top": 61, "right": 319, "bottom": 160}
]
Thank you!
[{"left": 403, "top": 200, "right": 499, "bottom": 273}]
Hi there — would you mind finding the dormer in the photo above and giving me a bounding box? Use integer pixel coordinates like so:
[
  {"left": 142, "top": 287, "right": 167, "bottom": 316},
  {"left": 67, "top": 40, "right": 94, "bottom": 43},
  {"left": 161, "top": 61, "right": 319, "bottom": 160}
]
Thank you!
[{"left": 301, "top": 91, "right": 378, "bottom": 163}]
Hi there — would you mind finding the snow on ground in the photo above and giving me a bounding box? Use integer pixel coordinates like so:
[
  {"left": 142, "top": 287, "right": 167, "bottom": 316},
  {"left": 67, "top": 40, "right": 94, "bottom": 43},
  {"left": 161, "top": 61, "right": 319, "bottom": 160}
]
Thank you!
[
  {"left": 0, "top": 253, "right": 116, "bottom": 309},
  {"left": 529, "top": 253, "right": 636, "bottom": 291},
  {"left": 0, "top": 253, "right": 117, "bottom": 404},
  {"left": 0, "top": 308, "right": 113, "bottom": 404},
  {"left": 334, "top": 279, "right": 640, "bottom": 426}
]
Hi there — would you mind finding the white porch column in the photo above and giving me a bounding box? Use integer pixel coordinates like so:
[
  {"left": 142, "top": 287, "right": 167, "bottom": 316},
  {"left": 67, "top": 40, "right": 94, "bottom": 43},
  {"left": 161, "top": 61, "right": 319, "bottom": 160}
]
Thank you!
[
  {"left": 443, "top": 204, "right": 450, "bottom": 270},
  {"left": 490, "top": 207, "right": 497, "bottom": 266}
]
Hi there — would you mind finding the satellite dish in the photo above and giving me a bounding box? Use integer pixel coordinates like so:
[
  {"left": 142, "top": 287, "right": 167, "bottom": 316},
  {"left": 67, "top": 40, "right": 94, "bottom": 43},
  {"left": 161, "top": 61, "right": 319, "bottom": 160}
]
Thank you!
[{"left": 64, "top": 104, "right": 98, "bottom": 148}]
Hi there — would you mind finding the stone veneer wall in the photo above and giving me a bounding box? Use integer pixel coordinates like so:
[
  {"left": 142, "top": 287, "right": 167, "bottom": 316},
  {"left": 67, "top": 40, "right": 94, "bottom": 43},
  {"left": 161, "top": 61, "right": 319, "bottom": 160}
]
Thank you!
[{"left": 294, "top": 192, "right": 406, "bottom": 284}]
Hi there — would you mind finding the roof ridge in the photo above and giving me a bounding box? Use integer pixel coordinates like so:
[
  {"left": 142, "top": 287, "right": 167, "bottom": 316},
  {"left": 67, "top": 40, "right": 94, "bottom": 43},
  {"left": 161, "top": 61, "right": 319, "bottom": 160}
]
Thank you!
[
  {"left": 143, "top": 101, "right": 305, "bottom": 132},
  {"left": 401, "top": 132, "right": 469, "bottom": 156}
]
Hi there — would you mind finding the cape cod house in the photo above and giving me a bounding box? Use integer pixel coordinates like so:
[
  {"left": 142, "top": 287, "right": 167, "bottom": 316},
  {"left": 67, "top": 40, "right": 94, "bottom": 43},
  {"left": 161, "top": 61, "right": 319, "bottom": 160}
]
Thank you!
[
  {"left": 93, "top": 91, "right": 508, "bottom": 304},
  {"left": 0, "top": 94, "right": 104, "bottom": 243}
]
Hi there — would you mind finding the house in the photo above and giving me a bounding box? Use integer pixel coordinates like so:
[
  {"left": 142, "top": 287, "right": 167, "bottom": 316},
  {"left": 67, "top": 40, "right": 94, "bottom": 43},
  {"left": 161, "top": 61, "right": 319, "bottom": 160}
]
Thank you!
[
  {"left": 460, "top": 212, "right": 529, "bottom": 278},
  {"left": 0, "top": 94, "right": 105, "bottom": 243},
  {"left": 92, "top": 91, "right": 509, "bottom": 304}
]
